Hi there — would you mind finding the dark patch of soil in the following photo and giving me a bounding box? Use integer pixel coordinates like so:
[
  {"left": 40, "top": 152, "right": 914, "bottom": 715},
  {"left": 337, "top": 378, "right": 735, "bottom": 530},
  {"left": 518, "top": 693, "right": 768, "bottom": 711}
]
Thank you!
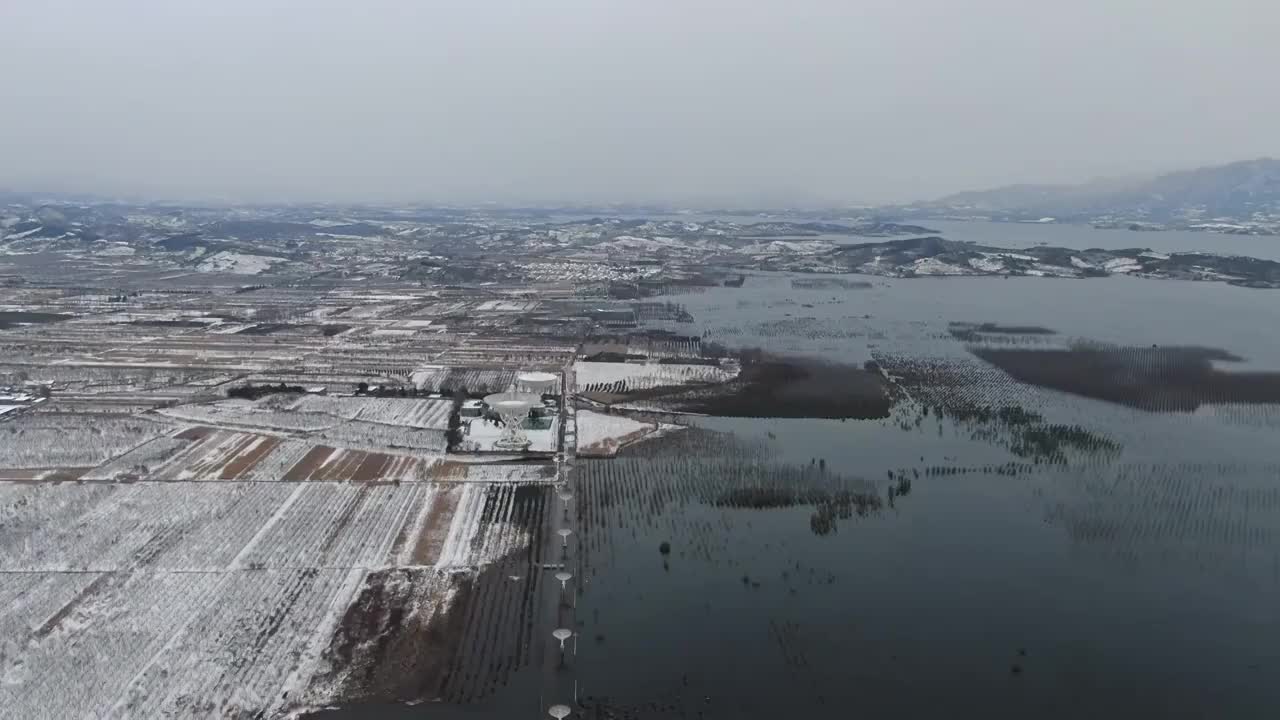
[
  {"left": 0, "top": 469, "right": 45, "bottom": 481},
  {"left": 219, "top": 436, "right": 281, "bottom": 479},
  {"left": 317, "top": 450, "right": 369, "bottom": 482},
  {"left": 0, "top": 311, "right": 72, "bottom": 330},
  {"left": 410, "top": 486, "right": 461, "bottom": 564},
  {"left": 427, "top": 460, "right": 469, "bottom": 481},
  {"left": 352, "top": 452, "right": 392, "bottom": 483},
  {"left": 40, "top": 467, "right": 93, "bottom": 482},
  {"left": 175, "top": 425, "right": 214, "bottom": 441},
  {"left": 949, "top": 321, "right": 1057, "bottom": 341},
  {"left": 973, "top": 345, "right": 1280, "bottom": 411},
  {"left": 310, "top": 506, "right": 548, "bottom": 712},
  {"left": 658, "top": 355, "right": 893, "bottom": 419},
  {"left": 311, "top": 569, "right": 473, "bottom": 705},
  {"left": 281, "top": 446, "right": 335, "bottom": 482}
]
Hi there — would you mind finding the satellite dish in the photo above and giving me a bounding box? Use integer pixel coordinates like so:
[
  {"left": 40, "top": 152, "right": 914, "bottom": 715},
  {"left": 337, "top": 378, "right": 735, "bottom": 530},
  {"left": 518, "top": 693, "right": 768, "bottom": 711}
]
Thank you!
[
  {"left": 553, "top": 628, "right": 573, "bottom": 649},
  {"left": 482, "top": 390, "right": 543, "bottom": 450},
  {"left": 548, "top": 704, "right": 572, "bottom": 720},
  {"left": 517, "top": 371, "right": 558, "bottom": 395}
]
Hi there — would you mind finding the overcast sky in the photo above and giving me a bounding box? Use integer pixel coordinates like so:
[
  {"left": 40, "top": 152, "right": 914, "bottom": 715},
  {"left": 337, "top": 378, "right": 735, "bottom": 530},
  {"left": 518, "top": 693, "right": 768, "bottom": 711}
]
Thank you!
[{"left": 2, "top": 0, "right": 1277, "bottom": 206}]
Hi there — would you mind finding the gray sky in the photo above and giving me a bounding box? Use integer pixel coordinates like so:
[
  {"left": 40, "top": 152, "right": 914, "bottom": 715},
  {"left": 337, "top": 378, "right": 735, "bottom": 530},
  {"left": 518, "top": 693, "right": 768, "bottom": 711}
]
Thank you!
[{"left": 3, "top": 0, "right": 1277, "bottom": 206}]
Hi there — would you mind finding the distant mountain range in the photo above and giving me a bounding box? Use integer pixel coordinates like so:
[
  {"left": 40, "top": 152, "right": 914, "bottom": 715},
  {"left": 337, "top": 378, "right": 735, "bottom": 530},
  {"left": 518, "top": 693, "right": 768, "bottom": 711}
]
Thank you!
[{"left": 918, "top": 158, "right": 1280, "bottom": 227}]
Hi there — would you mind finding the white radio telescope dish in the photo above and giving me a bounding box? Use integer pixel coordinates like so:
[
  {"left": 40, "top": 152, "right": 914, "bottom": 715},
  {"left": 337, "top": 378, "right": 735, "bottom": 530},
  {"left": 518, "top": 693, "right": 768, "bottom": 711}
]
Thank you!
[
  {"left": 553, "top": 628, "right": 573, "bottom": 649},
  {"left": 482, "top": 389, "right": 542, "bottom": 450},
  {"left": 517, "top": 371, "right": 558, "bottom": 395}
]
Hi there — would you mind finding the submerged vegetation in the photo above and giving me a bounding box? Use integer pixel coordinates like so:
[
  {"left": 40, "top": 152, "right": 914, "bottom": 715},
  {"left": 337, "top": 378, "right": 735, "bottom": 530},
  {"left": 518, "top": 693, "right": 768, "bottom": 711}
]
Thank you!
[
  {"left": 713, "top": 486, "right": 884, "bottom": 536},
  {"left": 877, "top": 352, "right": 1123, "bottom": 464}
]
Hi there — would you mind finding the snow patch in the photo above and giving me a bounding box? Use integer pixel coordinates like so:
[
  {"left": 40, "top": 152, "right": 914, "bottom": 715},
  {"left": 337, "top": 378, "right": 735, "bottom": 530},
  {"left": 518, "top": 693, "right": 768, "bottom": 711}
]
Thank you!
[
  {"left": 196, "top": 251, "right": 285, "bottom": 275},
  {"left": 574, "top": 361, "right": 735, "bottom": 393},
  {"left": 967, "top": 256, "right": 1006, "bottom": 273},
  {"left": 1103, "top": 257, "right": 1142, "bottom": 273},
  {"left": 911, "top": 257, "right": 971, "bottom": 276},
  {"left": 95, "top": 244, "right": 136, "bottom": 256},
  {"left": 3, "top": 226, "right": 43, "bottom": 240},
  {"left": 576, "top": 409, "right": 665, "bottom": 456}
]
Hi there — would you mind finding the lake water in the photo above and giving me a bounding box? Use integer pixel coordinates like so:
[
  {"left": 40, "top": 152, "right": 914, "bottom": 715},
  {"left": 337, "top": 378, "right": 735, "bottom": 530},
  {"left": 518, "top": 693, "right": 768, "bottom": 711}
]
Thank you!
[
  {"left": 317, "top": 224, "right": 1280, "bottom": 720},
  {"left": 560, "top": 275, "right": 1280, "bottom": 720}
]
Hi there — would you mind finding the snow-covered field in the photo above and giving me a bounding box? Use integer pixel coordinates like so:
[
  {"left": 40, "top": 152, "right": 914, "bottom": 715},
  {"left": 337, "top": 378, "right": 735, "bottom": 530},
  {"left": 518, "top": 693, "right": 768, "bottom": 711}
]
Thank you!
[
  {"left": 574, "top": 361, "right": 736, "bottom": 394},
  {"left": 411, "top": 365, "right": 531, "bottom": 395},
  {"left": 968, "top": 256, "right": 1007, "bottom": 273},
  {"left": 152, "top": 397, "right": 452, "bottom": 453},
  {"left": 428, "top": 483, "right": 535, "bottom": 569},
  {"left": 319, "top": 419, "right": 448, "bottom": 452},
  {"left": 290, "top": 395, "right": 453, "bottom": 430},
  {"left": 94, "top": 243, "right": 136, "bottom": 257},
  {"left": 0, "top": 475, "right": 549, "bottom": 718},
  {"left": 79, "top": 435, "right": 193, "bottom": 480},
  {"left": 157, "top": 401, "right": 340, "bottom": 432},
  {"left": 474, "top": 299, "right": 538, "bottom": 312},
  {"left": 195, "top": 251, "right": 285, "bottom": 275},
  {"left": 81, "top": 427, "right": 445, "bottom": 483},
  {"left": 910, "top": 257, "right": 971, "bottom": 276},
  {"left": 576, "top": 409, "right": 680, "bottom": 456},
  {"left": 0, "top": 414, "right": 167, "bottom": 468},
  {"left": 745, "top": 239, "right": 834, "bottom": 255}
]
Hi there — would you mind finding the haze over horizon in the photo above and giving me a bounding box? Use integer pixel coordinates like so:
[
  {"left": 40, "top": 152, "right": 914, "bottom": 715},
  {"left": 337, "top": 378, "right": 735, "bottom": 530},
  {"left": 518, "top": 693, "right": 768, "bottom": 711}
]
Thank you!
[{"left": 3, "top": 0, "right": 1278, "bottom": 207}]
